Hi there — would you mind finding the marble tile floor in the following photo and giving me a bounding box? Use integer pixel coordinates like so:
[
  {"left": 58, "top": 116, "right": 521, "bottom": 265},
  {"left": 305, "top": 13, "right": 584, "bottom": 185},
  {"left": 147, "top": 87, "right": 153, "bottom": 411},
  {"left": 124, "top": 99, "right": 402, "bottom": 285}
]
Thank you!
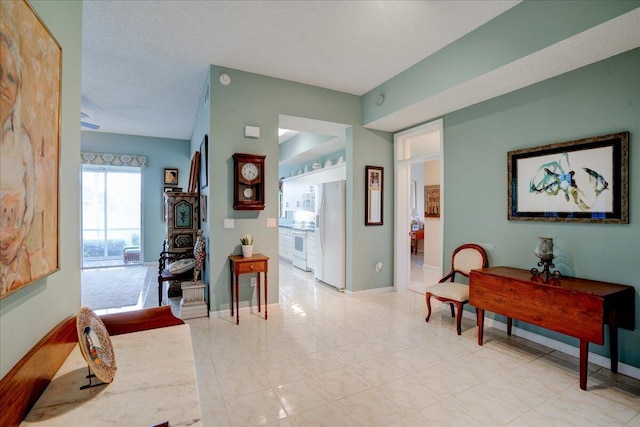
[{"left": 186, "top": 260, "right": 640, "bottom": 427}]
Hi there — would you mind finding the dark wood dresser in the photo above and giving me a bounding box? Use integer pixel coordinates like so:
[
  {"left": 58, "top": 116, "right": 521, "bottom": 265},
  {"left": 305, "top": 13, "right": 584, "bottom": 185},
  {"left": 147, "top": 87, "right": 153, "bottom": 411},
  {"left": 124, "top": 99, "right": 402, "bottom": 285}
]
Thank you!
[{"left": 469, "top": 266, "right": 635, "bottom": 390}]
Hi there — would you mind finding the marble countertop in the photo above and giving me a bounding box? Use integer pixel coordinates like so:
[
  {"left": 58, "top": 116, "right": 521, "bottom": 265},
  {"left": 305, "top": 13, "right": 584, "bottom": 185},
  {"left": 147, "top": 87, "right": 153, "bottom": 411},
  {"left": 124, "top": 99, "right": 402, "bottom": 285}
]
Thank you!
[{"left": 21, "top": 324, "right": 202, "bottom": 427}]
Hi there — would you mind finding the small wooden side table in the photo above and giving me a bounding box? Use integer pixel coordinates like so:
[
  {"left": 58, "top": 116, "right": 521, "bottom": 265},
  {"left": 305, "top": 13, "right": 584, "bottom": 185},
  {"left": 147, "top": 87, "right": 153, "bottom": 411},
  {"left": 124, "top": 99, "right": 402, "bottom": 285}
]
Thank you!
[{"left": 228, "top": 253, "right": 269, "bottom": 325}]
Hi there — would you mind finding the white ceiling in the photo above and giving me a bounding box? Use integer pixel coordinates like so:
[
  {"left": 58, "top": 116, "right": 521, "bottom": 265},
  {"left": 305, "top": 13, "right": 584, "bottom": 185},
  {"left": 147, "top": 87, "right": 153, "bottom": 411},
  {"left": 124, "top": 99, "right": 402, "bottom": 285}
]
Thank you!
[
  {"left": 81, "top": 0, "right": 520, "bottom": 139},
  {"left": 81, "top": 1, "right": 640, "bottom": 145}
]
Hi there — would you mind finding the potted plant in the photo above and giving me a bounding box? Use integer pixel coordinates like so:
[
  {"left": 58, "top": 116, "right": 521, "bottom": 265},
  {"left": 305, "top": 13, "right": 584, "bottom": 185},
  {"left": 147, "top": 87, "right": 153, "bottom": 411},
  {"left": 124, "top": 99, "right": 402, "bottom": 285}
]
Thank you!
[{"left": 240, "top": 234, "right": 254, "bottom": 257}]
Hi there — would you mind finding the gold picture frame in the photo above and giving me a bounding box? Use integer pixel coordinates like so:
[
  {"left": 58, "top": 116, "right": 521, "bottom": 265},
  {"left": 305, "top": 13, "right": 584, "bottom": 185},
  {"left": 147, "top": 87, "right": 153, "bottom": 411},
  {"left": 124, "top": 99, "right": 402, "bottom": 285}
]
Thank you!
[{"left": 1, "top": 0, "right": 62, "bottom": 298}]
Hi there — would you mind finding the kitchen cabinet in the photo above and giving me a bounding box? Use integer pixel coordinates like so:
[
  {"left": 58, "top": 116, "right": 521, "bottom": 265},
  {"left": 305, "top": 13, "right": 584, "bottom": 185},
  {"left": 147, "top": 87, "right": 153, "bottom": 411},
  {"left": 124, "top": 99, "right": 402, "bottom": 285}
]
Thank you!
[{"left": 279, "top": 227, "right": 293, "bottom": 261}]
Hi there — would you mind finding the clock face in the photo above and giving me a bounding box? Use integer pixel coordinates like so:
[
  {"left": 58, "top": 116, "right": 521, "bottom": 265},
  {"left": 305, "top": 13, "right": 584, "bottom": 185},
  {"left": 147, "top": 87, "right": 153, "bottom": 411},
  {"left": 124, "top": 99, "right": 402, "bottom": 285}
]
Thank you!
[
  {"left": 243, "top": 187, "right": 254, "bottom": 199},
  {"left": 241, "top": 163, "right": 259, "bottom": 181}
]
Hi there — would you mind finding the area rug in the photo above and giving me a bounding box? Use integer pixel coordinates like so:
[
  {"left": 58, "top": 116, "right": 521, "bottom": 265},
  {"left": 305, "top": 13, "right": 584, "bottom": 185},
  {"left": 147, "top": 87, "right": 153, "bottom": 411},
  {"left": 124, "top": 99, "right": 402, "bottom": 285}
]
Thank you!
[{"left": 81, "top": 266, "right": 149, "bottom": 310}]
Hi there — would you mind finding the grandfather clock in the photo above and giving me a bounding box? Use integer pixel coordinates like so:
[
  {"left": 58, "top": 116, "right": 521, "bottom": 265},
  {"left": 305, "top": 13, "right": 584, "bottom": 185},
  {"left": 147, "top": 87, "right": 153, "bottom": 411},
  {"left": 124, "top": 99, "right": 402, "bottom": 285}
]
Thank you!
[{"left": 164, "top": 191, "right": 199, "bottom": 252}]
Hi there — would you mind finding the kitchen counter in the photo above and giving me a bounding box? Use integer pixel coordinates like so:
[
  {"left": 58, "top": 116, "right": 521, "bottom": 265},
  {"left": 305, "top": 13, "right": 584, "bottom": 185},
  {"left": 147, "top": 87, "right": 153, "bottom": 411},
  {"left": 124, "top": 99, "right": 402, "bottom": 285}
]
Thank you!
[{"left": 279, "top": 224, "right": 315, "bottom": 232}]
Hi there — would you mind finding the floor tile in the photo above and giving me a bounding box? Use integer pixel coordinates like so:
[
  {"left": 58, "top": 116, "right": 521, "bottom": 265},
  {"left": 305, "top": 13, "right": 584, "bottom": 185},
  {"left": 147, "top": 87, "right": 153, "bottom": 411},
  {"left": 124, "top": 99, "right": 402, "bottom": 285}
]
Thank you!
[{"left": 180, "top": 260, "right": 640, "bottom": 427}]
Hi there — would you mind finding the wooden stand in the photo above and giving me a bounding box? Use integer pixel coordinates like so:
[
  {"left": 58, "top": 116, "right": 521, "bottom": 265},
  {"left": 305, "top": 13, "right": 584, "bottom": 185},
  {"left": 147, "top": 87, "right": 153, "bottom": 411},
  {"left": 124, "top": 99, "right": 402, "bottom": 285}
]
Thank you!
[
  {"left": 470, "top": 267, "right": 635, "bottom": 390},
  {"left": 228, "top": 254, "right": 269, "bottom": 325}
]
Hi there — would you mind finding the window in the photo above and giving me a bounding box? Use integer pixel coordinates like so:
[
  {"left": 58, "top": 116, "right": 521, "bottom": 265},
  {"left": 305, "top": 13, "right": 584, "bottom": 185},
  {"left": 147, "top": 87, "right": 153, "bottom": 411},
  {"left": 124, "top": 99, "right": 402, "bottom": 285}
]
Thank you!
[{"left": 82, "top": 165, "right": 142, "bottom": 267}]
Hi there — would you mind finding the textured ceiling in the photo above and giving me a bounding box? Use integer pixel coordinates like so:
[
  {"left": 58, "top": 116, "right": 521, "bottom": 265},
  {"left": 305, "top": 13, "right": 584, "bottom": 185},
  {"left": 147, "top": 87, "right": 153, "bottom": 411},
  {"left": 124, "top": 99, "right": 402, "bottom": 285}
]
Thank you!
[
  {"left": 81, "top": 1, "right": 639, "bottom": 144},
  {"left": 81, "top": 0, "right": 520, "bottom": 139}
]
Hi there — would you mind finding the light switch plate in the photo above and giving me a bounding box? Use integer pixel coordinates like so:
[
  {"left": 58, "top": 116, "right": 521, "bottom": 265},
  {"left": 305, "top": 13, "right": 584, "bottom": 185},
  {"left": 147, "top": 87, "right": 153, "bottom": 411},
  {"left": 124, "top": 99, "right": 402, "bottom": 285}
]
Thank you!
[
  {"left": 224, "top": 219, "right": 235, "bottom": 229},
  {"left": 267, "top": 218, "right": 276, "bottom": 228}
]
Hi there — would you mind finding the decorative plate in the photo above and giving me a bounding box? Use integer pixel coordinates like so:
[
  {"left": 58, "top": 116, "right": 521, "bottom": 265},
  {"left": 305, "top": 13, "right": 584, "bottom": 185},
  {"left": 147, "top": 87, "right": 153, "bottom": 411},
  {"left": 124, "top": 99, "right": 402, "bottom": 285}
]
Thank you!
[{"left": 76, "top": 307, "right": 117, "bottom": 383}]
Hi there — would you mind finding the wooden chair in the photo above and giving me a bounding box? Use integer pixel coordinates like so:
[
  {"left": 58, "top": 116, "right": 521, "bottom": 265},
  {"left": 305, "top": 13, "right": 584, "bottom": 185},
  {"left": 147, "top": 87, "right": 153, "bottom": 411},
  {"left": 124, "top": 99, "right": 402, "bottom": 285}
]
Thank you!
[
  {"left": 425, "top": 243, "right": 488, "bottom": 335},
  {"left": 157, "top": 230, "right": 205, "bottom": 306},
  {"left": 157, "top": 249, "right": 193, "bottom": 306}
]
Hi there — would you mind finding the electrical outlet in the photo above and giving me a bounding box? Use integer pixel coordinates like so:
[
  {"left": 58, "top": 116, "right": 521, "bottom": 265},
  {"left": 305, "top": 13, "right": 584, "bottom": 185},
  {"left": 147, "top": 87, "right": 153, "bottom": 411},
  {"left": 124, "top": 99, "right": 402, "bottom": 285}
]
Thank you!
[{"left": 250, "top": 277, "right": 257, "bottom": 287}]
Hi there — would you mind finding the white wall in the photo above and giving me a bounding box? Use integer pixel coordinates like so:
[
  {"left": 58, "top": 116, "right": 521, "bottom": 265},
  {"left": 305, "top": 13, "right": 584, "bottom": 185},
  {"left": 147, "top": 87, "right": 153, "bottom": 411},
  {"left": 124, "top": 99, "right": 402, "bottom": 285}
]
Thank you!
[{"left": 423, "top": 159, "right": 441, "bottom": 269}]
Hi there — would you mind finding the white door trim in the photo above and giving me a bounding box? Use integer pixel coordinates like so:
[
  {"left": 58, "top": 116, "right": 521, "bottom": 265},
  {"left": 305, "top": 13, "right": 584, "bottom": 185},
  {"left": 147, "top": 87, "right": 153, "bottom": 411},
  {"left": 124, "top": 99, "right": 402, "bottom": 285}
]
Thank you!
[{"left": 393, "top": 119, "right": 444, "bottom": 292}]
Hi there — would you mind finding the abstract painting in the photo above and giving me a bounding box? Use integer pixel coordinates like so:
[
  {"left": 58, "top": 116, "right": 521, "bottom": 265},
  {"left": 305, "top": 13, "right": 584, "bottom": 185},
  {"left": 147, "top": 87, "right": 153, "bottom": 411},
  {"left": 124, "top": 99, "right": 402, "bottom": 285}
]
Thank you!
[{"left": 508, "top": 132, "right": 628, "bottom": 223}]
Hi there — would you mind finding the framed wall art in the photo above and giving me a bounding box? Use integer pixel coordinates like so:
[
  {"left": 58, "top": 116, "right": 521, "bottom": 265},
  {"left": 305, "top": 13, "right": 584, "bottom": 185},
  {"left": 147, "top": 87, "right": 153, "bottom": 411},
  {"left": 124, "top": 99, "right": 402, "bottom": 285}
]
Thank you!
[
  {"left": 164, "top": 168, "right": 179, "bottom": 185},
  {"left": 365, "top": 166, "right": 383, "bottom": 226},
  {"left": 424, "top": 185, "right": 440, "bottom": 218},
  {"left": 188, "top": 150, "right": 200, "bottom": 192},
  {"left": 199, "top": 134, "right": 208, "bottom": 190},
  {"left": 508, "top": 132, "right": 629, "bottom": 223},
  {"left": 1, "top": 0, "right": 62, "bottom": 298}
]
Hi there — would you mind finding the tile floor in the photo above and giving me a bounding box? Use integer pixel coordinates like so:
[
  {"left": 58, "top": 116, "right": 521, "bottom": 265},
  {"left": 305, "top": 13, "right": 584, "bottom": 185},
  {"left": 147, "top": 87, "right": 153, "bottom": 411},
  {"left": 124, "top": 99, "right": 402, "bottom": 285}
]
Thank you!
[{"left": 186, "top": 260, "right": 640, "bottom": 427}]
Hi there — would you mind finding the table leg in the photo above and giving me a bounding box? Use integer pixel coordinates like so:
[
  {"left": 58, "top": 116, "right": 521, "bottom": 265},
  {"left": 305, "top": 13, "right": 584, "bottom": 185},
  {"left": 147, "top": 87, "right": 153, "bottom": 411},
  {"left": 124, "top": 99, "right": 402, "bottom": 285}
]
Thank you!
[
  {"left": 235, "top": 274, "right": 240, "bottom": 325},
  {"left": 230, "top": 270, "right": 234, "bottom": 318},
  {"left": 507, "top": 318, "right": 513, "bottom": 336},
  {"left": 610, "top": 325, "right": 619, "bottom": 374},
  {"left": 257, "top": 274, "right": 261, "bottom": 313},
  {"left": 476, "top": 308, "right": 484, "bottom": 346},
  {"left": 264, "top": 272, "right": 268, "bottom": 320},
  {"left": 579, "top": 340, "right": 588, "bottom": 390}
]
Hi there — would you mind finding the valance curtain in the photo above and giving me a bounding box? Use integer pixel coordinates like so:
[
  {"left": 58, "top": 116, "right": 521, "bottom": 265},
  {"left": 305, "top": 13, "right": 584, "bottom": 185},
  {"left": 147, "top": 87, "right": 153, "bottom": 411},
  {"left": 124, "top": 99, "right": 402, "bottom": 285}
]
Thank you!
[{"left": 81, "top": 152, "right": 147, "bottom": 168}]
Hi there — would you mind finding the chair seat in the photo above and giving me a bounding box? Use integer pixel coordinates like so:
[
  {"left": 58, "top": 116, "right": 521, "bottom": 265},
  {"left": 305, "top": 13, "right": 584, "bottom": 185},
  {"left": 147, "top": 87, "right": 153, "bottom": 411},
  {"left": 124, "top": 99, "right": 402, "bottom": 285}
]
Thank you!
[{"left": 425, "top": 282, "right": 469, "bottom": 302}]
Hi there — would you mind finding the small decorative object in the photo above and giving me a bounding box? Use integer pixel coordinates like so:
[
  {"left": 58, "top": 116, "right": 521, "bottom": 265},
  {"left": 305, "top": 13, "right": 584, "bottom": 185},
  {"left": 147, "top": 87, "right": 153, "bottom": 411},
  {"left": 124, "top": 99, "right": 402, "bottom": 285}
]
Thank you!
[
  {"left": 76, "top": 307, "right": 117, "bottom": 388},
  {"left": 240, "top": 234, "right": 254, "bottom": 257},
  {"left": 531, "top": 236, "right": 561, "bottom": 281},
  {"left": 192, "top": 230, "right": 205, "bottom": 282},
  {"left": 164, "top": 168, "right": 179, "bottom": 185}
]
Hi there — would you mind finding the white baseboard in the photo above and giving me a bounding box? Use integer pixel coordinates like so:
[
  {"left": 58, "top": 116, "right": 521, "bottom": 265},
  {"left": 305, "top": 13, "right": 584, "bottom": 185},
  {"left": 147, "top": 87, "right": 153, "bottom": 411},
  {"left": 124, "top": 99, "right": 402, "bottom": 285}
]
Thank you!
[
  {"left": 345, "top": 286, "right": 394, "bottom": 297},
  {"left": 461, "top": 310, "right": 640, "bottom": 381},
  {"left": 209, "top": 302, "right": 282, "bottom": 319}
]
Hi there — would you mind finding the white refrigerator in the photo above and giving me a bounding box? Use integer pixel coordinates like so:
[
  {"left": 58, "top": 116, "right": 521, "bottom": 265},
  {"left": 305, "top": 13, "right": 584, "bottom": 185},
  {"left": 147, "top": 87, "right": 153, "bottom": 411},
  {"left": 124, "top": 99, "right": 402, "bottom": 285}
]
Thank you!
[{"left": 314, "top": 180, "right": 346, "bottom": 290}]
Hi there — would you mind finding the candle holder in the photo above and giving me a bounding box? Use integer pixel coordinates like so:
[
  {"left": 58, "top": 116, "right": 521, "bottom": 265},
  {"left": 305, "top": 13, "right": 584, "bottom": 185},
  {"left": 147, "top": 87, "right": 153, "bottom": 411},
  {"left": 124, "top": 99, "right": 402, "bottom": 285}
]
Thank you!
[{"left": 530, "top": 236, "right": 561, "bottom": 281}]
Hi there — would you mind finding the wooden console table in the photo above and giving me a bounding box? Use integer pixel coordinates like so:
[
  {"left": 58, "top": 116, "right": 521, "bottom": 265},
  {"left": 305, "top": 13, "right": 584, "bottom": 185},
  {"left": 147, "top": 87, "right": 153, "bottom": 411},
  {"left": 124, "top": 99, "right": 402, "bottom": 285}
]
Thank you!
[
  {"left": 229, "top": 253, "right": 269, "bottom": 325},
  {"left": 469, "top": 267, "right": 635, "bottom": 390}
]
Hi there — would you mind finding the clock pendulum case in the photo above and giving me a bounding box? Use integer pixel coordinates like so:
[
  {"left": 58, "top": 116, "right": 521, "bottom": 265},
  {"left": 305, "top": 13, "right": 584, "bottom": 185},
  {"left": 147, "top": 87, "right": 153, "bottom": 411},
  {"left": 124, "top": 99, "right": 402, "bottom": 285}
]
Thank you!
[{"left": 233, "top": 153, "right": 266, "bottom": 210}]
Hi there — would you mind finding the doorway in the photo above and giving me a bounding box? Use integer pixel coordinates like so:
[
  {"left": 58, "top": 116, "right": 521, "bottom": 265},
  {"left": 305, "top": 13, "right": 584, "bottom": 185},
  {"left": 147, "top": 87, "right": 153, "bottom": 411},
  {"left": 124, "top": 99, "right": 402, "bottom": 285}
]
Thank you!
[
  {"left": 394, "top": 119, "right": 444, "bottom": 293},
  {"left": 81, "top": 164, "right": 142, "bottom": 268}
]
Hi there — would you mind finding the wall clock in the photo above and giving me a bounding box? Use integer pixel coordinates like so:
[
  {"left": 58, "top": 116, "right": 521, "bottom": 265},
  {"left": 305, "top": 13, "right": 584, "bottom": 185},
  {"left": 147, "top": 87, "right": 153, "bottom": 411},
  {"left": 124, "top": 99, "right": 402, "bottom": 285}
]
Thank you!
[{"left": 233, "top": 153, "right": 266, "bottom": 210}]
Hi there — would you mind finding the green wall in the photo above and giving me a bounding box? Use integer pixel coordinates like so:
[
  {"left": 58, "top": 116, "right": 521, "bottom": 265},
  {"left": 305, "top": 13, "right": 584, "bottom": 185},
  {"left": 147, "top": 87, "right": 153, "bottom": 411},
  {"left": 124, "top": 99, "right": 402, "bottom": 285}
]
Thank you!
[
  {"left": 0, "top": 1, "right": 82, "bottom": 378},
  {"left": 362, "top": 0, "right": 640, "bottom": 125},
  {"left": 199, "top": 66, "right": 393, "bottom": 313},
  {"left": 443, "top": 48, "right": 640, "bottom": 368},
  {"left": 81, "top": 132, "right": 191, "bottom": 262}
]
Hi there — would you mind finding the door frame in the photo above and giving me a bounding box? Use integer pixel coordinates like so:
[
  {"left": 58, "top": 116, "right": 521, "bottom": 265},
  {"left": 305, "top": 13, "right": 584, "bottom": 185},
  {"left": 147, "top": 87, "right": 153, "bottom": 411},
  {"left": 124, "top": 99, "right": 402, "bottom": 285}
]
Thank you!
[{"left": 394, "top": 119, "right": 444, "bottom": 292}]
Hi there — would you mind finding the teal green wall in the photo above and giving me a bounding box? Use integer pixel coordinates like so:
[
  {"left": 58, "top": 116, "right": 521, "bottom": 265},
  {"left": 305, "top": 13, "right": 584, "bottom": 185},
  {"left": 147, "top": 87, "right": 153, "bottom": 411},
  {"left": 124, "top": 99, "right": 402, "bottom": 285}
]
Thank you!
[
  {"left": 203, "top": 66, "right": 393, "bottom": 312},
  {"left": 81, "top": 132, "right": 191, "bottom": 262},
  {"left": 443, "top": 48, "right": 640, "bottom": 368},
  {"left": 362, "top": 0, "right": 640, "bottom": 125},
  {"left": 0, "top": 1, "right": 82, "bottom": 378}
]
